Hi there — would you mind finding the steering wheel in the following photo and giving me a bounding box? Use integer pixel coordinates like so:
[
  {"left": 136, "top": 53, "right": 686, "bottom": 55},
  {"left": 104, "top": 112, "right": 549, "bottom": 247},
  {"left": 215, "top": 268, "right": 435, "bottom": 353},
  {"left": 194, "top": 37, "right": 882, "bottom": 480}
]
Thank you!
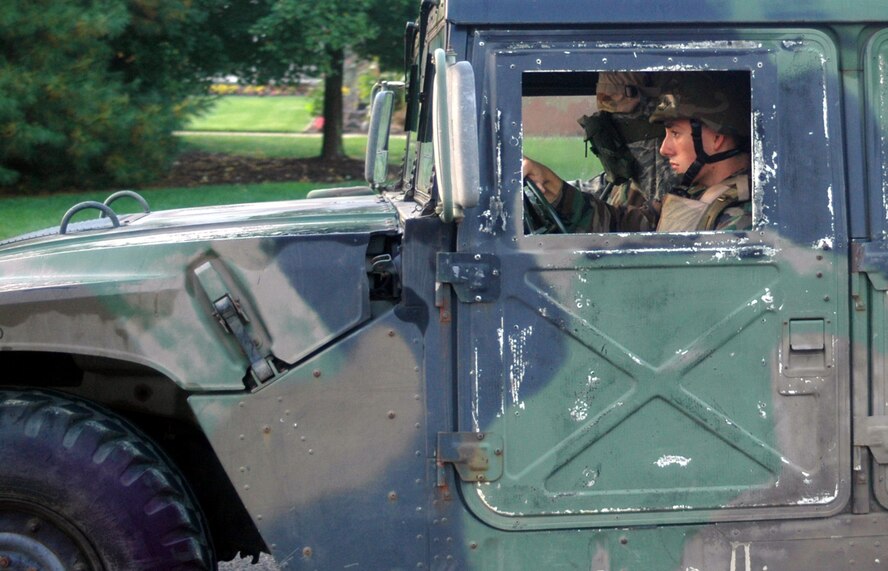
[{"left": 523, "top": 176, "right": 568, "bottom": 234}]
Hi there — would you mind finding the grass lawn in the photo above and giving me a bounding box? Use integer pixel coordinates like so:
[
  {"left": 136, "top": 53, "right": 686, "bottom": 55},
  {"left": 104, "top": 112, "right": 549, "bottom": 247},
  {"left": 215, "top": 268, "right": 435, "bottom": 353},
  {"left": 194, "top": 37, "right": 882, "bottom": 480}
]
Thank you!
[
  {"left": 1, "top": 132, "right": 413, "bottom": 241},
  {"left": 3, "top": 97, "right": 340, "bottom": 241},
  {"left": 1, "top": 129, "right": 600, "bottom": 241},
  {"left": 2, "top": 135, "right": 597, "bottom": 240},
  {"left": 179, "top": 134, "right": 583, "bottom": 176},
  {"left": 523, "top": 137, "right": 603, "bottom": 183},
  {"left": 185, "top": 96, "right": 314, "bottom": 132},
  {"left": 0, "top": 181, "right": 359, "bottom": 241}
]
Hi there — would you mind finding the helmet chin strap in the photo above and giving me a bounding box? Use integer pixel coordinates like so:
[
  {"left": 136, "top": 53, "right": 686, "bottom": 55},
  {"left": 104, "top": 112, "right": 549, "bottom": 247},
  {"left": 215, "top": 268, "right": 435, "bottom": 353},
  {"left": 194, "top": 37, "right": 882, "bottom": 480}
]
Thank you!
[{"left": 679, "top": 118, "right": 742, "bottom": 188}]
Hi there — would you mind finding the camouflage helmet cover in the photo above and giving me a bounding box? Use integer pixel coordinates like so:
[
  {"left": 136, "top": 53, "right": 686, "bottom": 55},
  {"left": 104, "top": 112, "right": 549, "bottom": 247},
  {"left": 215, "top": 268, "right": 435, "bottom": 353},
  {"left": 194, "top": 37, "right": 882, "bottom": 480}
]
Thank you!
[
  {"left": 596, "top": 71, "right": 674, "bottom": 114},
  {"left": 649, "top": 72, "right": 750, "bottom": 140}
]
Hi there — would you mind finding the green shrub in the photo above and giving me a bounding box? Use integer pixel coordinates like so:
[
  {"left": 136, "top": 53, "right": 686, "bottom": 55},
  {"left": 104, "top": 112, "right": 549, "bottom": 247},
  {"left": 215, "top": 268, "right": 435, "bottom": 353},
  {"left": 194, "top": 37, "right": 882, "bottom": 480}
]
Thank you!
[
  {"left": 305, "top": 84, "right": 325, "bottom": 118},
  {"left": 0, "top": 0, "right": 228, "bottom": 192}
]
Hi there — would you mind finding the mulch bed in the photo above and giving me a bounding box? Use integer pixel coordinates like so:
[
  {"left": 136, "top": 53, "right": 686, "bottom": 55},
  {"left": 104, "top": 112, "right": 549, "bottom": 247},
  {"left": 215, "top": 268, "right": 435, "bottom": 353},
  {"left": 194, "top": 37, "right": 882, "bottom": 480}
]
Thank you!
[{"left": 156, "top": 151, "right": 366, "bottom": 187}]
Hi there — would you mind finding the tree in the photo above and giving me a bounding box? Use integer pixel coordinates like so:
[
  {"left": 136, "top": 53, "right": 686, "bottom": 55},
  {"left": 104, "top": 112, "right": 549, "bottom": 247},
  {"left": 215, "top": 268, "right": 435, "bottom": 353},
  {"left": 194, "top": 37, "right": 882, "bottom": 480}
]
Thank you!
[
  {"left": 0, "top": 0, "right": 231, "bottom": 191},
  {"left": 0, "top": 0, "right": 418, "bottom": 191},
  {"left": 235, "top": 0, "right": 415, "bottom": 161}
]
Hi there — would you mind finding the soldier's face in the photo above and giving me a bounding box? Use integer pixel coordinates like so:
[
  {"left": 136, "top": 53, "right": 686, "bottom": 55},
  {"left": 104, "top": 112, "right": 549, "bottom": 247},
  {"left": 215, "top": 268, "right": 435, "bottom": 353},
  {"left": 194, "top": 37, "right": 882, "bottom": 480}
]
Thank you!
[{"left": 659, "top": 119, "right": 719, "bottom": 182}]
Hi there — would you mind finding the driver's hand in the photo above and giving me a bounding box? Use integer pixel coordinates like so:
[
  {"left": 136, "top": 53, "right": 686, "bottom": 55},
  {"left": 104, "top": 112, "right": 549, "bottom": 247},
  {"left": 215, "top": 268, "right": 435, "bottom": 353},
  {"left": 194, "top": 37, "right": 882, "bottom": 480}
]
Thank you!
[{"left": 522, "top": 157, "right": 565, "bottom": 203}]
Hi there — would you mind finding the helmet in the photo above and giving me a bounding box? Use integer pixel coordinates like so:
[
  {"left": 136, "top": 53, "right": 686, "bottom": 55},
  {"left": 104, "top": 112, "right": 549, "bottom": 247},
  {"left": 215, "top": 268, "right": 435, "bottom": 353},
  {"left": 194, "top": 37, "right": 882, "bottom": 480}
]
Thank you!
[
  {"left": 649, "top": 72, "right": 750, "bottom": 141},
  {"left": 649, "top": 72, "right": 750, "bottom": 188},
  {"left": 596, "top": 72, "right": 676, "bottom": 115}
]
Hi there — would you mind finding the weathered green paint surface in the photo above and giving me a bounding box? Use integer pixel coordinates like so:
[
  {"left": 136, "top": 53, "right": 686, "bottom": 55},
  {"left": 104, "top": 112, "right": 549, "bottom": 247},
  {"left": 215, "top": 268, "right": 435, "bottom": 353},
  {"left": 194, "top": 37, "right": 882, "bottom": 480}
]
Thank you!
[
  {"left": 189, "top": 309, "right": 427, "bottom": 567},
  {"left": 454, "top": 28, "right": 849, "bottom": 542},
  {"left": 3, "top": 1, "right": 888, "bottom": 569},
  {"left": 0, "top": 196, "right": 398, "bottom": 390}
]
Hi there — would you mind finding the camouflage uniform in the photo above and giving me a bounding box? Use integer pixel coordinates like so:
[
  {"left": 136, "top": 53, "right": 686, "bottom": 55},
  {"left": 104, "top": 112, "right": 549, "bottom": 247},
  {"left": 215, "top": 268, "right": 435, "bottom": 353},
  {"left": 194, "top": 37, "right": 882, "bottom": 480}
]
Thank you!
[
  {"left": 554, "top": 72, "right": 752, "bottom": 233},
  {"left": 656, "top": 172, "right": 751, "bottom": 231},
  {"left": 553, "top": 171, "right": 750, "bottom": 232},
  {"left": 574, "top": 72, "right": 677, "bottom": 206}
]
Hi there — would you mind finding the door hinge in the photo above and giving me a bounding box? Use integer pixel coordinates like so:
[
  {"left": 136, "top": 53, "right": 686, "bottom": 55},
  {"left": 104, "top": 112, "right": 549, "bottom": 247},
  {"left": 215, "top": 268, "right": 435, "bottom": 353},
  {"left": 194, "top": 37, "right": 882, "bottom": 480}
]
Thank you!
[
  {"left": 852, "top": 240, "right": 888, "bottom": 291},
  {"left": 854, "top": 416, "right": 888, "bottom": 464},
  {"left": 436, "top": 431, "right": 504, "bottom": 483},
  {"left": 195, "top": 261, "right": 278, "bottom": 385},
  {"left": 851, "top": 241, "right": 865, "bottom": 274},
  {"left": 435, "top": 252, "right": 500, "bottom": 303}
]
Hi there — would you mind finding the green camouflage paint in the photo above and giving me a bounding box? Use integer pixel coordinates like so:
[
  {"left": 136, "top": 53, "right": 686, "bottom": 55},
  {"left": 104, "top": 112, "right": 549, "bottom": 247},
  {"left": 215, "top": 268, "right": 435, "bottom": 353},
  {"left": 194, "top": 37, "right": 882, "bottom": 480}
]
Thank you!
[
  {"left": 1, "top": 1, "right": 888, "bottom": 569},
  {"left": 0, "top": 196, "right": 398, "bottom": 391}
]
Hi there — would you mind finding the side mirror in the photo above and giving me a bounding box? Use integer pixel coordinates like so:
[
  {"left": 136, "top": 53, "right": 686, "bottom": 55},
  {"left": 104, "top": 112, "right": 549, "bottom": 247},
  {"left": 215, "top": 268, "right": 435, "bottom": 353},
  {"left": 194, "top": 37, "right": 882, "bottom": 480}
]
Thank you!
[
  {"left": 364, "top": 88, "right": 396, "bottom": 188},
  {"left": 432, "top": 49, "right": 481, "bottom": 222}
]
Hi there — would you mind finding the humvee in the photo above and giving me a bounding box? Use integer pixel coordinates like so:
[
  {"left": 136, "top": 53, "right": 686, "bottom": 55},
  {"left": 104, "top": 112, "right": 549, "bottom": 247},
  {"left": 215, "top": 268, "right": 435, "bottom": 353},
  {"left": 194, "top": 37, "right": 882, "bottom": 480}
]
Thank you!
[{"left": 4, "top": 0, "right": 888, "bottom": 569}]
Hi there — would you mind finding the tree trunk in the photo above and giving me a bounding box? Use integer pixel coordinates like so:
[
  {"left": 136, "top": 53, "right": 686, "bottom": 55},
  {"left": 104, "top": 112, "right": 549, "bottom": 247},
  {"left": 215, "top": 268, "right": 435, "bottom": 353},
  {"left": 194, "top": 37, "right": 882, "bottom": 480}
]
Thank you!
[{"left": 320, "top": 48, "right": 346, "bottom": 160}]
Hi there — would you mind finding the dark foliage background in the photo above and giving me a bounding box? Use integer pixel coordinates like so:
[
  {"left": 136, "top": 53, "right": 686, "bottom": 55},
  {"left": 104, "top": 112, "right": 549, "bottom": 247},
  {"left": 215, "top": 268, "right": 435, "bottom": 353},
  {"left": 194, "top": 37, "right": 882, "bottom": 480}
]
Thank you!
[
  {"left": 0, "top": 0, "right": 415, "bottom": 192},
  {"left": 0, "top": 0, "right": 230, "bottom": 191}
]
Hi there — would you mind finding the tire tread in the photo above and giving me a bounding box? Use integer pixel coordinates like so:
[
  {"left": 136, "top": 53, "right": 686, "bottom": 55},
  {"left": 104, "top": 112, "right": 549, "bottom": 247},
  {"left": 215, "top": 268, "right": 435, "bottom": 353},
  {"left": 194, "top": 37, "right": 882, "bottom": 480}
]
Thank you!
[{"left": 0, "top": 389, "right": 214, "bottom": 570}]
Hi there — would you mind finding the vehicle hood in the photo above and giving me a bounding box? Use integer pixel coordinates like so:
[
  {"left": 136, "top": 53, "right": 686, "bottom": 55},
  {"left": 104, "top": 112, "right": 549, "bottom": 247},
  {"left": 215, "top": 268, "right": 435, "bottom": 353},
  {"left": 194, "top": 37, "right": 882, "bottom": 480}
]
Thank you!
[
  {"left": 0, "top": 194, "right": 399, "bottom": 255},
  {"left": 0, "top": 194, "right": 400, "bottom": 391}
]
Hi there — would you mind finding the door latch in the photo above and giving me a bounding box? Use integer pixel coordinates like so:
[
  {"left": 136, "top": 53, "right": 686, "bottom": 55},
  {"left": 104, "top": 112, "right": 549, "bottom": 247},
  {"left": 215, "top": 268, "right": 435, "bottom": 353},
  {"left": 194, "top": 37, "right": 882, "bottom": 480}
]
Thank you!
[{"left": 195, "top": 261, "right": 278, "bottom": 385}]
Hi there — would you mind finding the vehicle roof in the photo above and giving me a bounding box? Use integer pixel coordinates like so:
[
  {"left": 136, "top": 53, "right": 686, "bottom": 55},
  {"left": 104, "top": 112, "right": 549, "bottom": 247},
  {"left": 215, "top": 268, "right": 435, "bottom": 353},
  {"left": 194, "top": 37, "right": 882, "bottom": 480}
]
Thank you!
[{"left": 446, "top": 0, "right": 888, "bottom": 26}]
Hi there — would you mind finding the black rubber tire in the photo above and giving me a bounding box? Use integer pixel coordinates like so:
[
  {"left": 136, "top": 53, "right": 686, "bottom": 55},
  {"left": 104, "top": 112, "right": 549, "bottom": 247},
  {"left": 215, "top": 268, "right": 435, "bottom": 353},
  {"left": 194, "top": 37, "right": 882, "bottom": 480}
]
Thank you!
[{"left": 0, "top": 389, "right": 215, "bottom": 570}]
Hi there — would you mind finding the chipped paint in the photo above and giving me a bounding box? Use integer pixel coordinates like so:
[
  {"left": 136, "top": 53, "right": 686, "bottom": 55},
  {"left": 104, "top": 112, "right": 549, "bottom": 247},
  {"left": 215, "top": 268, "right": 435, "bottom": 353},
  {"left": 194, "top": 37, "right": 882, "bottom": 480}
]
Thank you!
[
  {"left": 571, "top": 245, "right": 780, "bottom": 258},
  {"left": 655, "top": 455, "right": 691, "bottom": 468},
  {"left": 821, "top": 60, "right": 830, "bottom": 142},
  {"left": 476, "top": 486, "right": 520, "bottom": 517},
  {"left": 574, "top": 294, "right": 592, "bottom": 309},
  {"left": 814, "top": 237, "right": 833, "bottom": 250},
  {"left": 570, "top": 400, "right": 589, "bottom": 422},
  {"left": 757, "top": 401, "right": 767, "bottom": 419},
  {"left": 582, "top": 466, "right": 599, "bottom": 487},
  {"left": 730, "top": 542, "right": 752, "bottom": 571},
  {"left": 795, "top": 491, "right": 837, "bottom": 505},
  {"left": 569, "top": 372, "right": 600, "bottom": 422},
  {"left": 781, "top": 40, "right": 807, "bottom": 49},
  {"left": 590, "top": 40, "right": 762, "bottom": 51},
  {"left": 508, "top": 325, "right": 533, "bottom": 407},
  {"left": 5, "top": 6, "right": 877, "bottom": 569},
  {"left": 479, "top": 195, "right": 508, "bottom": 234},
  {"left": 472, "top": 346, "right": 481, "bottom": 431},
  {"left": 482, "top": 107, "right": 508, "bottom": 235},
  {"left": 751, "top": 108, "right": 777, "bottom": 227},
  {"left": 883, "top": 54, "right": 888, "bottom": 229},
  {"left": 826, "top": 184, "right": 835, "bottom": 222},
  {"left": 498, "top": 318, "right": 506, "bottom": 416}
]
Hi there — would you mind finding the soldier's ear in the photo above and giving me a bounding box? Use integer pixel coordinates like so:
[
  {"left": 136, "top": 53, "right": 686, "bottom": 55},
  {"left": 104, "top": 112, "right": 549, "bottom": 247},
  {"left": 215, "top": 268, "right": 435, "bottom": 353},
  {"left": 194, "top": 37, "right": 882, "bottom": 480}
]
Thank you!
[{"left": 711, "top": 132, "right": 728, "bottom": 151}]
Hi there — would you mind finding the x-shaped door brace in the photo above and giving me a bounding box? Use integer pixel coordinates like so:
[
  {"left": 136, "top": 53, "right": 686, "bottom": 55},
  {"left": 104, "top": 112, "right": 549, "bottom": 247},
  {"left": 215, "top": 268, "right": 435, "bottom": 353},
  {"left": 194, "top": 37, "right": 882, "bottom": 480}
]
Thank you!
[{"left": 505, "top": 279, "right": 796, "bottom": 483}]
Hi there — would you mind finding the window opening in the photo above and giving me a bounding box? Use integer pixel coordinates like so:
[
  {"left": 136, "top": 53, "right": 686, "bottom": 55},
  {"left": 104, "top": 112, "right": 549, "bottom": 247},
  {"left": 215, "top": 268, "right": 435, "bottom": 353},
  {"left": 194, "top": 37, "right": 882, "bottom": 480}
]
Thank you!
[{"left": 521, "top": 70, "right": 752, "bottom": 235}]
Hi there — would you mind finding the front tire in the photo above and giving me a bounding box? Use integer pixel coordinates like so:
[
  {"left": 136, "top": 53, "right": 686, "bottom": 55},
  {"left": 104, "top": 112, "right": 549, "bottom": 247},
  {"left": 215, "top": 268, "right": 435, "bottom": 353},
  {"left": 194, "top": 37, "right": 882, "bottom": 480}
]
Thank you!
[{"left": 0, "top": 390, "right": 214, "bottom": 570}]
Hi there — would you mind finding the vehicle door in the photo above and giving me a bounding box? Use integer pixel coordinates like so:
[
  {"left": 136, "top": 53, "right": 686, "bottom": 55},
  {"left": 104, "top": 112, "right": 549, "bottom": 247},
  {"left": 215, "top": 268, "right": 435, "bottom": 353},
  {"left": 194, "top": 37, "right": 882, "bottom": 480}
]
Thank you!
[{"left": 454, "top": 30, "right": 849, "bottom": 530}]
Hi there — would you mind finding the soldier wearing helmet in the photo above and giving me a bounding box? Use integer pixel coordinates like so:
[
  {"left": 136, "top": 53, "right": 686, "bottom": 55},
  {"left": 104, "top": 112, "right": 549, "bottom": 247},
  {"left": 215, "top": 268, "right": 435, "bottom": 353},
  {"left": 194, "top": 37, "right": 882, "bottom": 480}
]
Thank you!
[
  {"left": 650, "top": 72, "right": 751, "bottom": 231},
  {"left": 523, "top": 71, "right": 752, "bottom": 232},
  {"left": 523, "top": 71, "right": 676, "bottom": 213},
  {"left": 579, "top": 71, "right": 677, "bottom": 205}
]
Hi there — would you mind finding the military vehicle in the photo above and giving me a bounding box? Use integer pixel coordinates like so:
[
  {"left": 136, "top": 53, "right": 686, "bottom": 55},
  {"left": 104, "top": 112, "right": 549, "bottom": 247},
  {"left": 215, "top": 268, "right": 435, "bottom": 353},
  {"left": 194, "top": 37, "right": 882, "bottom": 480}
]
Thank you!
[{"left": 4, "top": 0, "right": 888, "bottom": 568}]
